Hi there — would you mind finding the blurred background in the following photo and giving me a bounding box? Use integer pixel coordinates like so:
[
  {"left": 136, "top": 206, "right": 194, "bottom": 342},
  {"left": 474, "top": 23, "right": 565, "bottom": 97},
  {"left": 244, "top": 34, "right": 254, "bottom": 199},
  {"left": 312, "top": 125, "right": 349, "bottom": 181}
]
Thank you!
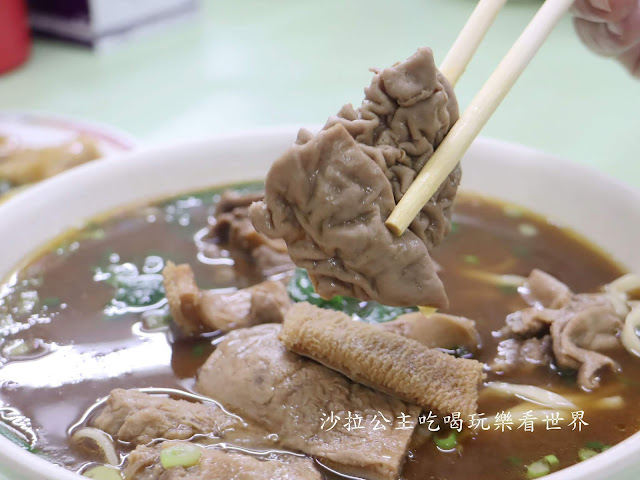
[{"left": 1, "top": 0, "right": 639, "bottom": 190}]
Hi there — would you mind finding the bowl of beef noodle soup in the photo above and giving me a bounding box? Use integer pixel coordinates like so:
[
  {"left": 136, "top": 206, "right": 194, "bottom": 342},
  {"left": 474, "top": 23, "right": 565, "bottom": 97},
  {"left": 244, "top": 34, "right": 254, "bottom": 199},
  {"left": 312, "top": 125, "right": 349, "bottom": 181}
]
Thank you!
[
  {"left": 1, "top": 47, "right": 640, "bottom": 479},
  {"left": 0, "top": 127, "right": 638, "bottom": 480}
]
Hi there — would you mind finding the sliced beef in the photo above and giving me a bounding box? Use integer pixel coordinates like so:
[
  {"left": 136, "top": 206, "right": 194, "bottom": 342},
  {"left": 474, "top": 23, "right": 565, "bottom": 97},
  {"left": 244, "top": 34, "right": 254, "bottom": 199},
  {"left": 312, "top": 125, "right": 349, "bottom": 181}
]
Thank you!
[
  {"left": 124, "top": 442, "right": 323, "bottom": 480},
  {"left": 522, "top": 269, "right": 572, "bottom": 309},
  {"left": 163, "top": 262, "right": 291, "bottom": 335},
  {"left": 493, "top": 269, "right": 624, "bottom": 390},
  {"left": 249, "top": 47, "right": 459, "bottom": 308},
  {"left": 279, "top": 303, "right": 483, "bottom": 417},
  {"left": 92, "top": 389, "right": 267, "bottom": 447},
  {"left": 501, "top": 306, "right": 550, "bottom": 338},
  {"left": 381, "top": 311, "right": 480, "bottom": 353},
  {"left": 124, "top": 442, "right": 322, "bottom": 480},
  {"left": 196, "top": 324, "right": 419, "bottom": 480},
  {"left": 209, "top": 193, "right": 287, "bottom": 255},
  {"left": 205, "top": 191, "right": 294, "bottom": 279},
  {"left": 215, "top": 191, "right": 265, "bottom": 215},
  {"left": 491, "top": 336, "right": 554, "bottom": 374}
]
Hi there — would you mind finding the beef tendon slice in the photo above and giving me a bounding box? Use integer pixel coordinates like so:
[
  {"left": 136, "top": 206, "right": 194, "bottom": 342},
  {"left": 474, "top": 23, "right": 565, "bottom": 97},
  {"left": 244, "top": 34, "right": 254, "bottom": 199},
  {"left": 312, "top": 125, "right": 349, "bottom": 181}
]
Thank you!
[
  {"left": 163, "top": 261, "right": 291, "bottom": 335},
  {"left": 280, "top": 302, "right": 484, "bottom": 417},
  {"left": 249, "top": 47, "right": 459, "bottom": 308},
  {"left": 196, "top": 324, "right": 419, "bottom": 480}
]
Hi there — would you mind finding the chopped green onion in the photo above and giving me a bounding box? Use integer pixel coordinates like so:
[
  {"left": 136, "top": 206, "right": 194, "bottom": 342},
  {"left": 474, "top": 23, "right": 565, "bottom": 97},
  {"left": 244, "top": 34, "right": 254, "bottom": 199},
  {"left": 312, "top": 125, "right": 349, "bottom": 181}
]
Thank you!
[
  {"left": 526, "top": 460, "right": 550, "bottom": 479},
  {"left": 433, "top": 430, "right": 457, "bottom": 450},
  {"left": 42, "top": 297, "right": 62, "bottom": 307},
  {"left": 498, "top": 284, "right": 519, "bottom": 295},
  {"left": 578, "top": 448, "right": 598, "bottom": 462},
  {"left": 83, "top": 466, "right": 122, "bottom": 480},
  {"left": 507, "top": 456, "right": 523, "bottom": 466},
  {"left": 83, "top": 227, "right": 106, "bottom": 240},
  {"left": 525, "top": 454, "right": 560, "bottom": 478},
  {"left": 463, "top": 255, "right": 479, "bottom": 264},
  {"left": 503, "top": 205, "right": 524, "bottom": 218},
  {"left": 141, "top": 308, "right": 171, "bottom": 330},
  {"left": 6, "top": 340, "right": 31, "bottom": 356},
  {"left": 160, "top": 443, "right": 202, "bottom": 469},
  {"left": 512, "top": 245, "right": 531, "bottom": 258},
  {"left": 618, "top": 376, "right": 640, "bottom": 387},
  {"left": 0, "top": 180, "right": 13, "bottom": 195},
  {"left": 585, "top": 441, "right": 605, "bottom": 451},
  {"left": 584, "top": 442, "right": 611, "bottom": 453},
  {"left": 450, "top": 222, "right": 460, "bottom": 234},
  {"left": 288, "top": 269, "right": 416, "bottom": 323},
  {"left": 192, "top": 344, "right": 205, "bottom": 358},
  {"left": 95, "top": 259, "right": 166, "bottom": 316},
  {"left": 518, "top": 223, "right": 538, "bottom": 237}
]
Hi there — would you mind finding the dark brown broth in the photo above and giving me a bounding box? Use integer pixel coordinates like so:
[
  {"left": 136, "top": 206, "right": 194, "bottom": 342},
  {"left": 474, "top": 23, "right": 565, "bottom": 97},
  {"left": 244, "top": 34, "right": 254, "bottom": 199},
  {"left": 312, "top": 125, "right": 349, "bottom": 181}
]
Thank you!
[
  {"left": 0, "top": 185, "right": 637, "bottom": 480},
  {"left": 404, "top": 195, "right": 639, "bottom": 480}
]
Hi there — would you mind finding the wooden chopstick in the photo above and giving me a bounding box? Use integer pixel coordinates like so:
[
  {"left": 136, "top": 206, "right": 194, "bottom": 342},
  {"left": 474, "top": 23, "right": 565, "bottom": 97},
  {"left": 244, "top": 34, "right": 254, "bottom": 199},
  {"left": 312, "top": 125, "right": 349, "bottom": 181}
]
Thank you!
[
  {"left": 439, "top": 0, "right": 508, "bottom": 87},
  {"left": 386, "top": 0, "right": 574, "bottom": 236}
]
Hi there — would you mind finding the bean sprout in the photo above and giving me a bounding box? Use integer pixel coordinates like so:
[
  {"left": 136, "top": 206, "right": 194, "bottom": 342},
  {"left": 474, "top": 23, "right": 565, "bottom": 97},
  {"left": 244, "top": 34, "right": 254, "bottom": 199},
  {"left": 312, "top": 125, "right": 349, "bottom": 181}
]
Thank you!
[
  {"left": 462, "top": 271, "right": 527, "bottom": 288},
  {"left": 606, "top": 274, "right": 640, "bottom": 295},
  {"left": 71, "top": 427, "right": 119, "bottom": 466},
  {"left": 484, "top": 382, "right": 577, "bottom": 409},
  {"left": 602, "top": 274, "right": 640, "bottom": 358},
  {"left": 621, "top": 306, "right": 640, "bottom": 358},
  {"left": 604, "top": 273, "right": 640, "bottom": 317},
  {"left": 594, "top": 396, "right": 625, "bottom": 409}
]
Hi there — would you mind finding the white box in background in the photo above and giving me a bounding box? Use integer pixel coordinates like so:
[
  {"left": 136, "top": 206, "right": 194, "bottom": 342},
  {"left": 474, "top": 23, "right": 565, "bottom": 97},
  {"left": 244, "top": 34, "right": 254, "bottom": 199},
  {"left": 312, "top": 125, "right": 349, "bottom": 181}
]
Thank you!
[{"left": 28, "top": 0, "right": 199, "bottom": 49}]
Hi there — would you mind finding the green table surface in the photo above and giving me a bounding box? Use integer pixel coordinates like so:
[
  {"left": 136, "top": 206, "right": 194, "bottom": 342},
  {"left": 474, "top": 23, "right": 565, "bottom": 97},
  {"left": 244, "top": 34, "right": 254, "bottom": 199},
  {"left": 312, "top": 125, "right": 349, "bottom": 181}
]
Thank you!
[
  {"left": 0, "top": 0, "right": 639, "bottom": 478},
  {"left": 1, "top": 0, "right": 640, "bottom": 188}
]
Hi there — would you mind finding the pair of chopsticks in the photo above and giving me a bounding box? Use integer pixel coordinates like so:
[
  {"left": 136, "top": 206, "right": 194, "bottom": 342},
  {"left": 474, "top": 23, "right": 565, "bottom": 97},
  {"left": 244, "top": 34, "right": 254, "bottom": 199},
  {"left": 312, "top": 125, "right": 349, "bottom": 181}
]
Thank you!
[{"left": 386, "top": 0, "right": 574, "bottom": 235}]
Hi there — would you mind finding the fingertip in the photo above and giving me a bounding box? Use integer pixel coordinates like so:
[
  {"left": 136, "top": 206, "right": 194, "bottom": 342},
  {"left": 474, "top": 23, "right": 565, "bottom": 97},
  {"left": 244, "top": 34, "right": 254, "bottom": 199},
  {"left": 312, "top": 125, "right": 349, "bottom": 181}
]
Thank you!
[
  {"left": 572, "top": 0, "right": 637, "bottom": 22},
  {"left": 619, "top": 43, "right": 640, "bottom": 77},
  {"left": 573, "top": 17, "right": 599, "bottom": 52},
  {"left": 609, "top": 0, "right": 639, "bottom": 21},
  {"left": 573, "top": 17, "right": 626, "bottom": 56},
  {"left": 591, "top": 0, "right": 613, "bottom": 13}
]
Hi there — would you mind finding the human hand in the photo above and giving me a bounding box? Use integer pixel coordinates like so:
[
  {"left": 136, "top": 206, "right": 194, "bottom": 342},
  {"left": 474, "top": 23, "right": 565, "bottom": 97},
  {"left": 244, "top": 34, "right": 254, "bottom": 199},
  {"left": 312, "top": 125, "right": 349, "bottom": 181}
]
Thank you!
[{"left": 572, "top": 0, "right": 640, "bottom": 77}]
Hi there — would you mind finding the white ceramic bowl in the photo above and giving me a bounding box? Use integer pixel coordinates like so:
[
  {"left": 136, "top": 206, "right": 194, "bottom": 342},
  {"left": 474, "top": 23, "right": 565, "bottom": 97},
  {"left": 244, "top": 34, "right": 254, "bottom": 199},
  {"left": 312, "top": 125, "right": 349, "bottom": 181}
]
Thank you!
[{"left": 0, "top": 127, "right": 638, "bottom": 480}]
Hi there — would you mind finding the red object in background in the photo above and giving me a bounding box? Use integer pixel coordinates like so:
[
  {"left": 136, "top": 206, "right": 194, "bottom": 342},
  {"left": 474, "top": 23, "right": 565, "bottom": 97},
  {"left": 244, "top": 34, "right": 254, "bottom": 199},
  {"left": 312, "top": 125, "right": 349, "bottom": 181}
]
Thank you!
[{"left": 0, "top": 0, "right": 31, "bottom": 74}]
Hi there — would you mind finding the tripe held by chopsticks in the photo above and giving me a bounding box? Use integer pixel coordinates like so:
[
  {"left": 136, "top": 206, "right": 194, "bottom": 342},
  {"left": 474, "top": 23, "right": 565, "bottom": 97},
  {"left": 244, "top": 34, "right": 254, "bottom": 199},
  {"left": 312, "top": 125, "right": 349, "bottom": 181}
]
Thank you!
[{"left": 386, "top": 0, "right": 574, "bottom": 236}]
